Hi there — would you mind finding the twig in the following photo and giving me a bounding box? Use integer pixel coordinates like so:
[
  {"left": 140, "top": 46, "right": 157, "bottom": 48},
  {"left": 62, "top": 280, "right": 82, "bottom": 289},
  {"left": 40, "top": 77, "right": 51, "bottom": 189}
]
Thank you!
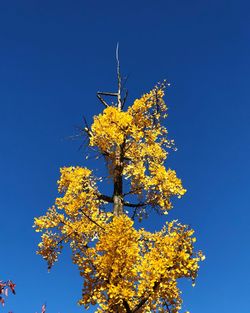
[
  {"left": 97, "top": 91, "right": 118, "bottom": 96},
  {"left": 97, "top": 93, "right": 109, "bottom": 107}
]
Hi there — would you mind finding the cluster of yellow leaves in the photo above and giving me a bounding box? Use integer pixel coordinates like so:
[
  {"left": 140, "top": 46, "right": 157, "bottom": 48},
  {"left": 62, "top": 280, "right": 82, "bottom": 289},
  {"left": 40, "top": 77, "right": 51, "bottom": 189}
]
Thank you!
[
  {"left": 76, "top": 215, "right": 204, "bottom": 312},
  {"left": 35, "top": 211, "right": 204, "bottom": 312},
  {"left": 34, "top": 166, "right": 112, "bottom": 268},
  {"left": 90, "top": 107, "right": 133, "bottom": 151},
  {"left": 90, "top": 86, "right": 186, "bottom": 215}
]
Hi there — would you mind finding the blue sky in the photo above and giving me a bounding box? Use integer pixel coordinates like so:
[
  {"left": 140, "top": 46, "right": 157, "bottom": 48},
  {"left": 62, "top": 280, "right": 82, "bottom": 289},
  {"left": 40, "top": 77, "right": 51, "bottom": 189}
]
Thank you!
[{"left": 0, "top": 1, "right": 249, "bottom": 312}]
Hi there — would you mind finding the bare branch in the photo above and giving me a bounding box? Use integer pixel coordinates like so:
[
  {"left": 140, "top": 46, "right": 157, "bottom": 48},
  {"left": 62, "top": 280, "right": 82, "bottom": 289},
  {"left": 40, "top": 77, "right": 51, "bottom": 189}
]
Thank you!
[
  {"left": 97, "top": 91, "right": 118, "bottom": 97},
  {"left": 116, "top": 42, "right": 122, "bottom": 110},
  {"left": 80, "top": 209, "right": 105, "bottom": 231},
  {"left": 97, "top": 193, "right": 113, "bottom": 203},
  {"left": 123, "top": 201, "right": 147, "bottom": 208},
  {"left": 97, "top": 94, "right": 109, "bottom": 107},
  {"left": 83, "top": 126, "right": 92, "bottom": 138},
  {"left": 122, "top": 89, "right": 128, "bottom": 109},
  {"left": 123, "top": 187, "right": 143, "bottom": 196},
  {"left": 82, "top": 116, "right": 93, "bottom": 138},
  {"left": 131, "top": 207, "right": 137, "bottom": 220}
]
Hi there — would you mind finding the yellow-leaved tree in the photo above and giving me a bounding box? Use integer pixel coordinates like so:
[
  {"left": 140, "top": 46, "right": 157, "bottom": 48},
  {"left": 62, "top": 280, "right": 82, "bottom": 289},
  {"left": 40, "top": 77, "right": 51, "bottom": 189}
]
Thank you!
[{"left": 34, "top": 53, "right": 204, "bottom": 313}]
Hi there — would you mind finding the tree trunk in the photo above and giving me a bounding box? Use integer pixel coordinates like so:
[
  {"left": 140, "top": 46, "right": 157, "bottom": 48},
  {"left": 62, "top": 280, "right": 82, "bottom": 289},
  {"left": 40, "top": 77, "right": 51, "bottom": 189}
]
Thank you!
[{"left": 113, "top": 145, "right": 123, "bottom": 216}]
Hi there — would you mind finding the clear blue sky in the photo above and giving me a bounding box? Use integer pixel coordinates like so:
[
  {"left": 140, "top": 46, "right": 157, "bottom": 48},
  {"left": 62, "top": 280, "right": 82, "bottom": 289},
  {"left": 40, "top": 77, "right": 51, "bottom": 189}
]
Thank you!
[{"left": 0, "top": 1, "right": 249, "bottom": 312}]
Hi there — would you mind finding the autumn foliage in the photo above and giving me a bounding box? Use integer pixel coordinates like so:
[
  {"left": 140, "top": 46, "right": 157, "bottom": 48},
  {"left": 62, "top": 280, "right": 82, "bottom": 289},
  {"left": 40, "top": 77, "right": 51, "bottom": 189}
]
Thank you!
[
  {"left": 34, "top": 67, "right": 204, "bottom": 312},
  {"left": 0, "top": 280, "right": 16, "bottom": 307}
]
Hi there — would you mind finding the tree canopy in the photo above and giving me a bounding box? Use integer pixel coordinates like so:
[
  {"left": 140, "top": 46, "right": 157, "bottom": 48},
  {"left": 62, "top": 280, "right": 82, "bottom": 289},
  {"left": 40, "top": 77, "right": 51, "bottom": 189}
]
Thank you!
[{"left": 34, "top": 60, "right": 204, "bottom": 313}]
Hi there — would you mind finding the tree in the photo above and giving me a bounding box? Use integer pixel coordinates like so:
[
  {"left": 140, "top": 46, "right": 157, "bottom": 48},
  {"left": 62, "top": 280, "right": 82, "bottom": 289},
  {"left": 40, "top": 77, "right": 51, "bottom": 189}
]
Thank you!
[
  {"left": 34, "top": 53, "right": 204, "bottom": 313},
  {"left": 0, "top": 280, "right": 45, "bottom": 313},
  {"left": 0, "top": 280, "right": 16, "bottom": 307}
]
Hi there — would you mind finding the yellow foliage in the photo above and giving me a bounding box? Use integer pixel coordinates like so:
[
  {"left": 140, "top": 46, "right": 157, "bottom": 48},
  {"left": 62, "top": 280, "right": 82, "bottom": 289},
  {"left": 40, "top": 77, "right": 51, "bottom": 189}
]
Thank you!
[{"left": 34, "top": 83, "right": 203, "bottom": 313}]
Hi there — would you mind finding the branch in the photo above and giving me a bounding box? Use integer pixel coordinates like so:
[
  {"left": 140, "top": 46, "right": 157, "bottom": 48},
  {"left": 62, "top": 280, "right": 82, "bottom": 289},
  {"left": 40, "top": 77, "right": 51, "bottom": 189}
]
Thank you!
[
  {"left": 80, "top": 209, "right": 106, "bottom": 231},
  {"left": 55, "top": 218, "right": 90, "bottom": 248},
  {"left": 164, "top": 301, "right": 171, "bottom": 313},
  {"left": 123, "top": 201, "right": 147, "bottom": 208},
  {"left": 97, "top": 93, "right": 109, "bottom": 107},
  {"left": 123, "top": 187, "right": 143, "bottom": 196},
  {"left": 97, "top": 193, "right": 113, "bottom": 203},
  {"left": 97, "top": 91, "right": 118, "bottom": 97},
  {"left": 83, "top": 126, "right": 92, "bottom": 138},
  {"left": 131, "top": 280, "right": 161, "bottom": 313},
  {"left": 132, "top": 207, "right": 137, "bottom": 220},
  {"left": 122, "top": 89, "right": 128, "bottom": 109},
  {"left": 123, "top": 299, "right": 132, "bottom": 313},
  {"left": 82, "top": 116, "right": 93, "bottom": 138},
  {"left": 131, "top": 269, "right": 175, "bottom": 313}
]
